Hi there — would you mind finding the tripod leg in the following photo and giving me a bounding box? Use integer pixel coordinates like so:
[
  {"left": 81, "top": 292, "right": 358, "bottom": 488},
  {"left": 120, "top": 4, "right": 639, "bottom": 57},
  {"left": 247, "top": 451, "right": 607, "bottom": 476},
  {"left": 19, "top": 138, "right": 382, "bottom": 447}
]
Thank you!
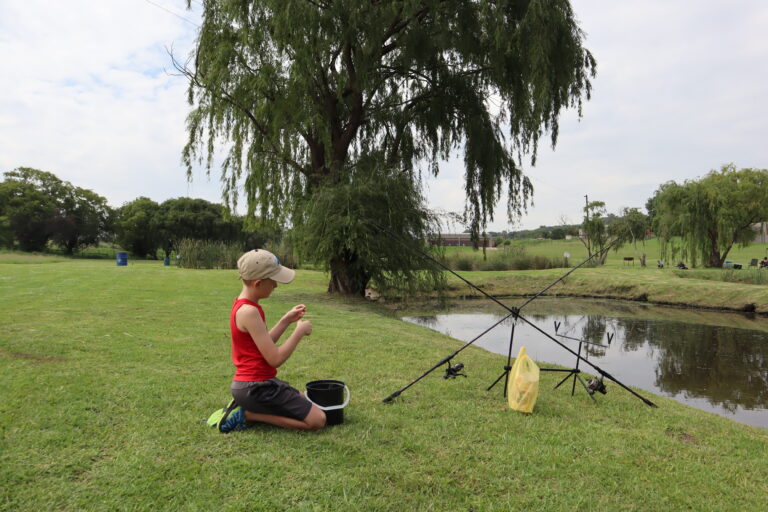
[
  {"left": 553, "top": 371, "right": 574, "bottom": 390},
  {"left": 576, "top": 374, "right": 598, "bottom": 403},
  {"left": 487, "top": 369, "right": 509, "bottom": 392},
  {"left": 572, "top": 340, "right": 582, "bottom": 396},
  {"left": 488, "top": 323, "right": 516, "bottom": 395}
]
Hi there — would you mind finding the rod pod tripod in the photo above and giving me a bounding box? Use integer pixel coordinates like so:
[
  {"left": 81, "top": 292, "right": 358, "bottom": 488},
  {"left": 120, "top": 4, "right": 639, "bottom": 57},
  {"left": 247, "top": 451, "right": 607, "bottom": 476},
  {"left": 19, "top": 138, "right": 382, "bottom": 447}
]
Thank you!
[
  {"left": 488, "top": 320, "right": 614, "bottom": 402},
  {"left": 486, "top": 325, "right": 600, "bottom": 402},
  {"left": 484, "top": 272, "right": 614, "bottom": 403},
  {"left": 546, "top": 324, "right": 614, "bottom": 400}
]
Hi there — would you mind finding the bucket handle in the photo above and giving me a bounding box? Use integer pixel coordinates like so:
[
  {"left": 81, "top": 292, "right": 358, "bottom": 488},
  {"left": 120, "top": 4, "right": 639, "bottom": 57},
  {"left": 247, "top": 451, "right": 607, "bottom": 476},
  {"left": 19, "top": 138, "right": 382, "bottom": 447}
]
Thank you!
[{"left": 305, "top": 384, "right": 350, "bottom": 411}]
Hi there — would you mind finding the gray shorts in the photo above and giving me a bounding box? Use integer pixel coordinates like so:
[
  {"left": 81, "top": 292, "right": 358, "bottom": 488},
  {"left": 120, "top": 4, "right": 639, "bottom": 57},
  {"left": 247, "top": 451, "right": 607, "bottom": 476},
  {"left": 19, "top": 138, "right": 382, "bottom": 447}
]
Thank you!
[{"left": 231, "top": 378, "right": 312, "bottom": 421}]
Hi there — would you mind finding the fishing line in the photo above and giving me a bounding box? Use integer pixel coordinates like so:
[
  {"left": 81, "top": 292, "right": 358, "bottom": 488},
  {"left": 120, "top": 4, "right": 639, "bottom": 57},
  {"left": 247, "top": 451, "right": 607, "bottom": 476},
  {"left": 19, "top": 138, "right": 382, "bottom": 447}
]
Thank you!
[{"left": 142, "top": 0, "right": 200, "bottom": 27}]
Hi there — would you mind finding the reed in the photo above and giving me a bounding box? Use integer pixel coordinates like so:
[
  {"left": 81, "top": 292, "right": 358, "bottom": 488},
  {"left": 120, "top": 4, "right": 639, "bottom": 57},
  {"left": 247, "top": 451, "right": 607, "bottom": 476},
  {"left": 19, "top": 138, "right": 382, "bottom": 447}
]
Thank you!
[{"left": 176, "top": 238, "right": 243, "bottom": 269}]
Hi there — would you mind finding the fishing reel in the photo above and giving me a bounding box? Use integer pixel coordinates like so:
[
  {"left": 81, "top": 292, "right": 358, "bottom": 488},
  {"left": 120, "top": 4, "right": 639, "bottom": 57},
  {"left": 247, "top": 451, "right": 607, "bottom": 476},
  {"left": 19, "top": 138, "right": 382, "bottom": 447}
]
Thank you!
[
  {"left": 444, "top": 361, "right": 467, "bottom": 379},
  {"left": 587, "top": 377, "right": 607, "bottom": 395}
]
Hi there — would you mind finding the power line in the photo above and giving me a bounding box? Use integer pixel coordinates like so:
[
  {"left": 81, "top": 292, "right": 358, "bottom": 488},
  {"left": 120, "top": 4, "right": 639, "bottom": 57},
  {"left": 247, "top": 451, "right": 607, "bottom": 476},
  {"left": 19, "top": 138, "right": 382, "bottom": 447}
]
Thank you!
[{"left": 142, "top": 0, "right": 200, "bottom": 27}]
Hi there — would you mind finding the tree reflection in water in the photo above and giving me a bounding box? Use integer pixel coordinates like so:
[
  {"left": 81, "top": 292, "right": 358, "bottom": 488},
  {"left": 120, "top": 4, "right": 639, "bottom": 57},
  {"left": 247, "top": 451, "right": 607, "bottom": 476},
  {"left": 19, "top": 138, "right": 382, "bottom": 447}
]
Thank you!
[
  {"left": 645, "top": 322, "right": 768, "bottom": 412},
  {"left": 577, "top": 315, "right": 767, "bottom": 411}
]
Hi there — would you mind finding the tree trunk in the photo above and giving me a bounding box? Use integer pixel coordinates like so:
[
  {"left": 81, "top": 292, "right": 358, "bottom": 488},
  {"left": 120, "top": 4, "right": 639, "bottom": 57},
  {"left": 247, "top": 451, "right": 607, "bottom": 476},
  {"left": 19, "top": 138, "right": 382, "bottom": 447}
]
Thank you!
[
  {"left": 708, "top": 250, "right": 724, "bottom": 268},
  {"left": 707, "top": 235, "right": 725, "bottom": 268},
  {"left": 327, "top": 250, "right": 369, "bottom": 296}
]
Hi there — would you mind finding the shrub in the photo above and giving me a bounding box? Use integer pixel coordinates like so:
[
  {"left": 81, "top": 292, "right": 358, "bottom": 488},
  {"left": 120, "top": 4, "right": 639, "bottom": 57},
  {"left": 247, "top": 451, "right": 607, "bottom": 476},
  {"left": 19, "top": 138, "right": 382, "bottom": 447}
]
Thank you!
[
  {"left": 177, "top": 239, "right": 243, "bottom": 269},
  {"left": 454, "top": 254, "right": 476, "bottom": 271},
  {"left": 441, "top": 246, "right": 562, "bottom": 271},
  {"left": 176, "top": 238, "right": 302, "bottom": 271},
  {"left": 264, "top": 239, "right": 298, "bottom": 269}
]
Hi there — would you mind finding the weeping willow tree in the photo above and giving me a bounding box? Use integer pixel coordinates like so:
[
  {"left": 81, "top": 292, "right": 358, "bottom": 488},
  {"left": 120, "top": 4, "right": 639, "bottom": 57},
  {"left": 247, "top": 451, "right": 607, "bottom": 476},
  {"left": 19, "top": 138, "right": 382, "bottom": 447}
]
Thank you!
[
  {"left": 650, "top": 165, "right": 768, "bottom": 268},
  {"left": 178, "top": 0, "right": 596, "bottom": 295}
]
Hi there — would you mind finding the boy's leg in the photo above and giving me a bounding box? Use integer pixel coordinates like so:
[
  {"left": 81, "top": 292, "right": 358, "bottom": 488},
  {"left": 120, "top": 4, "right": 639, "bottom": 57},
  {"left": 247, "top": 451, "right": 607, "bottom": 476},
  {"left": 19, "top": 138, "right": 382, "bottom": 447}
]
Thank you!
[
  {"left": 233, "top": 379, "right": 327, "bottom": 431},
  {"left": 245, "top": 404, "right": 326, "bottom": 430}
]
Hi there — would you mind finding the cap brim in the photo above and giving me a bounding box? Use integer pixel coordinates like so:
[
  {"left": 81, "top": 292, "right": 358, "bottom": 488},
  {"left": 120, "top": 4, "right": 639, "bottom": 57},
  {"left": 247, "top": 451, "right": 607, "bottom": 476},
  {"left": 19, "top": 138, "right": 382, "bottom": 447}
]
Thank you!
[{"left": 270, "top": 266, "right": 296, "bottom": 284}]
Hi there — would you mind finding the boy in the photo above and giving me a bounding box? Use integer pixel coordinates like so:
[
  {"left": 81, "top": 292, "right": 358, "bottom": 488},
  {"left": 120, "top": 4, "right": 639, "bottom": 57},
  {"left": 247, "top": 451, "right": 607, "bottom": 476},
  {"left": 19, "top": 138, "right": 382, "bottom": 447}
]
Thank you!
[{"left": 211, "top": 249, "right": 326, "bottom": 432}]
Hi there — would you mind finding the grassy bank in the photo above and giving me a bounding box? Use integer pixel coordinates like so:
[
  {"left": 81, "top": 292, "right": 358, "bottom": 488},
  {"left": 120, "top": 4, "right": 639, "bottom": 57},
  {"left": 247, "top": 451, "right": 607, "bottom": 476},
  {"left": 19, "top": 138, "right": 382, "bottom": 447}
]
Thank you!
[
  {"left": 429, "top": 266, "right": 768, "bottom": 314},
  {"left": 1, "top": 260, "right": 767, "bottom": 511},
  {"left": 425, "top": 241, "right": 768, "bottom": 312}
]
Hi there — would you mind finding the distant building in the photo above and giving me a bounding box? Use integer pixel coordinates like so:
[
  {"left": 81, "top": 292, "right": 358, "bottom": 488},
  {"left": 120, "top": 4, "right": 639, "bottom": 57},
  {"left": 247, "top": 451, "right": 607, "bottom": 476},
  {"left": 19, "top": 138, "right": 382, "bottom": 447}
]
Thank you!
[{"left": 434, "top": 233, "right": 491, "bottom": 247}]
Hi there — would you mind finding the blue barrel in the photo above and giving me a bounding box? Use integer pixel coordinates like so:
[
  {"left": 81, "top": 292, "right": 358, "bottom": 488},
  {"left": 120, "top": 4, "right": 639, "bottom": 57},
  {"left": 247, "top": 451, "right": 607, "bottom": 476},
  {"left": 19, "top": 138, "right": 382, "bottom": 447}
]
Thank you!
[
  {"left": 163, "top": 257, "right": 170, "bottom": 266},
  {"left": 116, "top": 252, "right": 128, "bottom": 266}
]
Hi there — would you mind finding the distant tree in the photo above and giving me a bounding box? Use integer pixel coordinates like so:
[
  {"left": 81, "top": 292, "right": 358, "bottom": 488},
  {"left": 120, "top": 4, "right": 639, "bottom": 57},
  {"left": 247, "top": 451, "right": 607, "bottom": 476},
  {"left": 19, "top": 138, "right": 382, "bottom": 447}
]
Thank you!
[
  {"left": 101, "top": 207, "right": 118, "bottom": 244},
  {"left": 178, "top": 0, "right": 596, "bottom": 295},
  {"left": 241, "top": 218, "right": 283, "bottom": 251},
  {"left": 3, "top": 167, "right": 68, "bottom": 198},
  {"left": 644, "top": 194, "right": 659, "bottom": 229},
  {"left": 0, "top": 168, "right": 65, "bottom": 251},
  {"left": 115, "top": 197, "right": 162, "bottom": 258},
  {"left": 580, "top": 200, "right": 609, "bottom": 264},
  {"left": 580, "top": 201, "right": 651, "bottom": 266},
  {"left": 0, "top": 180, "right": 54, "bottom": 251},
  {"left": 50, "top": 186, "right": 113, "bottom": 254},
  {"left": 1, "top": 168, "right": 113, "bottom": 254},
  {"left": 602, "top": 212, "right": 620, "bottom": 226},
  {"left": 650, "top": 165, "right": 768, "bottom": 267},
  {"left": 607, "top": 207, "right": 650, "bottom": 266},
  {"left": 158, "top": 197, "right": 241, "bottom": 257},
  {"left": 0, "top": 215, "right": 11, "bottom": 248},
  {"left": 550, "top": 227, "right": 566, "bottom": 240}
]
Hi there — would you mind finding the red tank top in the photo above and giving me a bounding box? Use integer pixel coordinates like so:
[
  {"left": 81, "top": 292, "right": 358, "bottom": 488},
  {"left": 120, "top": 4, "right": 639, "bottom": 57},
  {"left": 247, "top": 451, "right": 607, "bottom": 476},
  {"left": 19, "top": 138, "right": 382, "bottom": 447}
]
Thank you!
[{"left": 230, "top": 298, "right": 277, "bottom": 381}]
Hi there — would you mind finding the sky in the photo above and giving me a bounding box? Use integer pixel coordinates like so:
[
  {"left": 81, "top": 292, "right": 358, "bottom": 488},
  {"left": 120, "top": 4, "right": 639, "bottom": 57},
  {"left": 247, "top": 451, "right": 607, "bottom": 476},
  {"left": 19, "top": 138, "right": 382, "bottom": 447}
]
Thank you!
[{"left": 1, "top": 1, "right": 767, "bottom": 232}]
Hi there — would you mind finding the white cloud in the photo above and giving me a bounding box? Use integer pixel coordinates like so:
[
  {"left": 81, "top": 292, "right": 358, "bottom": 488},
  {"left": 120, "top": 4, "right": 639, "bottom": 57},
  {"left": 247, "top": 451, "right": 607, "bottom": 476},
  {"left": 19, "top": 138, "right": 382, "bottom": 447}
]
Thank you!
[
  {"left": 0, "top": 0, "right": 215, "bottom": 207},
  {"left": 471, "top": 0, "right": 768, "bottom": 231},
  {"left": 1, "top": 0, "right": 766, "bottom": 232}
]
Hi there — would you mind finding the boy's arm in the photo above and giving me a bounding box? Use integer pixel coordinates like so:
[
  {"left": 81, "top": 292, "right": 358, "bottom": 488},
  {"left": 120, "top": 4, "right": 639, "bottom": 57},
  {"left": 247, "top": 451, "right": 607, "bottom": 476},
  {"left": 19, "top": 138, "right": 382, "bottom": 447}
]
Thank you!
[
  {"left": 268, "top": 317, "right": 291, "bottom": 343},
  {"left": 269, "top": 304, "right": 307, "bottom": 343},
  {"left": 239, "top": 305, "right": 311, "bottom": 368}
]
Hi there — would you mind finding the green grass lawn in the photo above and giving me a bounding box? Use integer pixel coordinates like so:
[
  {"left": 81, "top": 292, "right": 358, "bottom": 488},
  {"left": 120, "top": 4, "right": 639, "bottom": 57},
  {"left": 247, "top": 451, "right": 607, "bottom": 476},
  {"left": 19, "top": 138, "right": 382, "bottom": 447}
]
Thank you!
[{"left": 2, "top": 260, "right": 767, "bottom": 511}]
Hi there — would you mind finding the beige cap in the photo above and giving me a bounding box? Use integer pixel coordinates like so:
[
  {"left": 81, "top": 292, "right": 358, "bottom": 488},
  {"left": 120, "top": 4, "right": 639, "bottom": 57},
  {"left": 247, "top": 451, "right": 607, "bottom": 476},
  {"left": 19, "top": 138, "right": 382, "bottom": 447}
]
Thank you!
[{"left": 237, "top": 249, "right": 296, "bottom": 283}]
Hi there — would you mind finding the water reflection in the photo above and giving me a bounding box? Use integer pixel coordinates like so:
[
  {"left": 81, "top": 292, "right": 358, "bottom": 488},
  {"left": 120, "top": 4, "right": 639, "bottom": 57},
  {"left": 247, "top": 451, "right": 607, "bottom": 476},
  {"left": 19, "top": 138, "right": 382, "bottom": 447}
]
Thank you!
[{"left": 402, "top": 300, "right": 768, "bottom": 429}]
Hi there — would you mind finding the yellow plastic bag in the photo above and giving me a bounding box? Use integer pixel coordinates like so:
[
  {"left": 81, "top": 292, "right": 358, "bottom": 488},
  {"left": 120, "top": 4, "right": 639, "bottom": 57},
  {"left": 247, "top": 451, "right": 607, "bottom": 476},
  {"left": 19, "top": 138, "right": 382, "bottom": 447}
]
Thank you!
[{"left": 507, "top": 346, "right": 540, "bottom": 413}]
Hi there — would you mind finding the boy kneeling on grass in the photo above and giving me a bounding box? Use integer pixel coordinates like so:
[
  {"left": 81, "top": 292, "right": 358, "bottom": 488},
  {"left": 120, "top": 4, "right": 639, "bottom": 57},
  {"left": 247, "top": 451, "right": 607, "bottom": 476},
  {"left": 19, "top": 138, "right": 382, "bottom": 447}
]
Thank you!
[{"left": 208, "top": 249, "right": 326, "bottom": 432}]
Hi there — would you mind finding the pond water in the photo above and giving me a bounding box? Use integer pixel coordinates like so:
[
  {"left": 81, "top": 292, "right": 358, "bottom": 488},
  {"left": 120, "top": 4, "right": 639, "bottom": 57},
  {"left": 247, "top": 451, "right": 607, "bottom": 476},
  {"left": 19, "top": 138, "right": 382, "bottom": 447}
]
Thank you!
[{"left": 401, "top": 298, "right": 768, "bottom": 429}]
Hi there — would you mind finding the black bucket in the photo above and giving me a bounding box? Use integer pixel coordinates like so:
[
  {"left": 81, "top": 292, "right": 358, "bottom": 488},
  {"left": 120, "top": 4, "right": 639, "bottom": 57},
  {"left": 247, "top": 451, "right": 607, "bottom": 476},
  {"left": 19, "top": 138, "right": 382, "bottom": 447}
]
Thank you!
[{"left": 306, "top": 380, "right": 350, "bottom": 426}]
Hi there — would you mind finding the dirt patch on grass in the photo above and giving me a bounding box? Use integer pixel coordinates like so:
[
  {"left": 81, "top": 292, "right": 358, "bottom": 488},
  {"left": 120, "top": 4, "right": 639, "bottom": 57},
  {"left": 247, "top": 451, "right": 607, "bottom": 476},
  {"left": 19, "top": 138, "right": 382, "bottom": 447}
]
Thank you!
[
  {"left": 1, "top": 349, "right": 66, "bottom": 363},
  {"left": 665, "top": 428, "right": 698, "bottom": 444}
]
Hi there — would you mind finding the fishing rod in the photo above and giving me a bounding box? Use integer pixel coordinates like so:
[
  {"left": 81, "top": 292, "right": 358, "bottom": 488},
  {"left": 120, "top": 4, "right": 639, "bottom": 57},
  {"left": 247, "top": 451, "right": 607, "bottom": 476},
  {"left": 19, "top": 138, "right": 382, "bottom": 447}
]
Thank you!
[
  {"left": 383, "top": 310, "right": 517, "bottom": 403},
  {"left": 373, "top": 222, "right": 656, "bottom": 407}
]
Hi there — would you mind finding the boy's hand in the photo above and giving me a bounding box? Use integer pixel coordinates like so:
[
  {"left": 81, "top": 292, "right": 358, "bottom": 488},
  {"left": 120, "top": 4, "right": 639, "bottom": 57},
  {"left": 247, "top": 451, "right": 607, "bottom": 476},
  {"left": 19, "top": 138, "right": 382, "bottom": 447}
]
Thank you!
[
  {"left": 296, "top": 320, "right": 313, "bottom": 337},
  {"left": 283, "top": 304, "right": 307, "bottom": 324}
]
